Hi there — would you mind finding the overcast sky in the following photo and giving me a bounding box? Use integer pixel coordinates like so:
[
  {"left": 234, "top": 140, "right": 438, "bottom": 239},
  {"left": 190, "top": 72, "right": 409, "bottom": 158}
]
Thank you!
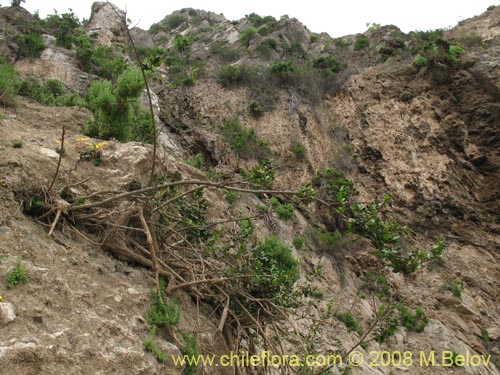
[{"left": 14, "top": 0, "right": 500, "bottom": 37}]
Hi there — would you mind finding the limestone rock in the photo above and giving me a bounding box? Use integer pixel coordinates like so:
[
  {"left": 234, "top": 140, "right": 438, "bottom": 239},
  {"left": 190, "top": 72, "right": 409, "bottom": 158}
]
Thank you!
[
  {"left": 85, "top": 2, "right": 127, "bottom": 47},
  {"left": 0, "top": 302, "right": 16, "bottom": 325}
]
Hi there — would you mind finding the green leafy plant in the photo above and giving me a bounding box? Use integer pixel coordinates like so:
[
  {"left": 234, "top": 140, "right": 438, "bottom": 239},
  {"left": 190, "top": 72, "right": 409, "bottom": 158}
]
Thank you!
[
  {"left": 239, "top": 27, "right": 258, "bottom": 47},
  {"left": 290, "top": 142, "right": 305, "bottom": 158},
  {"left": 181, "top": 334, "right": 201, "bottom": 375},
  {"left": 183, "top": 153, "right": 203, "bottom": 169},
  {"left": 313, "top": 55, "right": 345, "bottom": 74},
  {"left": 11, "top": 140, "right": 23, "bottom": 148},
  {"left": 269, "top": 197, "right": 294, "bottom": 220},
  {"left": 441, "top": 278, "right": 464, "bottom": 299},
  {"left": 145, "top": 279, "right": 181, "bottom": 328},
  {"left": 247, "top": 237, "right": 300, "bottom": 307},
  {"left": 221, "top": 118, "right": 271, "bottom": 159},
  {"left": 413, "top": 54, "right": 428, "bottom": 68},
  {"left": 398, "top": 305, "right": 428, "bottom": 332},
  {"left": 6, "top": 258, "right": 29, "bottom": 288},
  {"left": 336, "top": 312, "right": 363, "bottom": 335},
  {"left": 354, "top": 35, "right": 370, "bottom": 51},
  {"left": 246, "top": 159, "right": 275, "bottom": 189},
  {"left": 16, "top": 33, "right": 45, "bottom": 59},
  {"left": 293, "top": 236, "right": 304, "bottom": 250},
  {"left": 0, "top": 62, "right": 20, "bottom": 106},
  {"left": 86, "top": 67, "right": 149, "bottom": 141},
  {"left": 143, "top": 339, "right": 168, "bottom": 363}
]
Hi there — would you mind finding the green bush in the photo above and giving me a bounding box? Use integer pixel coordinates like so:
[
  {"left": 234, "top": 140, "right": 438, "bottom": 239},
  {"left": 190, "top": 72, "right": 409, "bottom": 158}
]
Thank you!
[
  {"left": 240, "top": 27, "right": 258, "bottom": 47},
  {"left": 217, "top": 65, "right": 250, "bottom": 88},
  {"left": 398, "top": 305, "right": 428, "bottom": 332},
  {"left": 143, "top": 339, "right": 168, "bottom": 363},
  {"left": 446, "top": 45, "right": 465, "bottom": 65},
  {"left": 16, "top": 33, "right": 45, "bottom": 59},
  {"left": 210, "top": 42, "right": 241, "bottom": 63},
  {"left": 18, "top": 77, "right": 84, "bottom": 107},
  {"left": 249, "top": 237, "right": 300, "bottom": 305},
  {"left": 145, "top": 279, "right": 181, "bottom": 328},
  {"left": 86, "top": 67, "right": 147, "bottom": 141},
  {"left": 174, "top": 34, "right": 198, "bottom": 53},
  {"left": 442, "top": 279, "right": 464, "bottom": 299},
  {"left": 0, "top": 63, "right": 20, "bottom": 106},
  {"left": 43, "top": 11, "right": 81, "bottom": 49},
  {"left": 181, "top": 334, "right": 200, "bottom": 375},
  {"left": 269, "top": 197, "right": 294, "bottom": 220},
  {"left": 293, "top": 236, "right": 304, "bottom": 250},
  {"left": 290, "top": 142, "right": 305, "bottom": 158},
  {"left": 413, "top": 54, "right": 428, "bottom": 68},
  {"left": 6, "top": 258, "right": 29, "bottom": 288},
  {"left": 221, "top": 118, "right": 271, "bottom": 159},
  {"left": 91, "top": 47, "right": 127, "bottom": 79},
  {"left": 354, "top": 35, "right": 370, "bottom": 51},
  {"left": 313, "top": 55, "right": 345, "bottom": 74},
  {"left": 246, "top": 159, "right": 275, "bottom": 188},
  {"left": 336, "top": 312, "right": 363, "bottom": 335},
  {"left": 246, "top": 13, "right": 277, "bottom": 28}
]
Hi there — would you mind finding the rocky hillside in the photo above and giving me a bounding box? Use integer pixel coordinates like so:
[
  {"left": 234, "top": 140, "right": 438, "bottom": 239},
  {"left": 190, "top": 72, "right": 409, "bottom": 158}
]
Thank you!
[{"left": 0, "top": 2, "right": 499, "bottom": 375}]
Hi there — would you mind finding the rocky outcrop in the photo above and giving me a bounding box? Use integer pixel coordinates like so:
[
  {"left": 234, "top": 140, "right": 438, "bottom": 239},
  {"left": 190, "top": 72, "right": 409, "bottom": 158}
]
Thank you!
[{"left": 85, "top": 2, "right": 127, "bottom": 47}]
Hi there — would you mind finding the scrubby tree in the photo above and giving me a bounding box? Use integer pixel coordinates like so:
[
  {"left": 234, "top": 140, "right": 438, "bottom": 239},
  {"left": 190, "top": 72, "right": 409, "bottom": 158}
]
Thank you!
[
  {"left": 11, "top": 0, "right": 25, "bottom": 7},
  {"left": 86, "top": 67, "right": 152, "bottom": 142}
]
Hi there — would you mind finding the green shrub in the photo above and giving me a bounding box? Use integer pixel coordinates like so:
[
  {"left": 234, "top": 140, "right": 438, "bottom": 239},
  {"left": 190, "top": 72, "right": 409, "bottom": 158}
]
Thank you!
[
  {"left": 246, "top": 13, "right": 277, "bottom": 28},
  {"left": 181, "top": 334, "right": 200, "bottom": 375},
  {"left": 221, "top": 118, "right": 271, "bottom": 159},
  {"left": 336, "top": 312, "right": 363, "bottom": 335},
  {"left": 313, "top": 55, "right": 345, "bottom": 74},
  {"left": 0, "top": 63, "right": 19, "bottom": 106},
  {"left": 16, "top": 33, "right": 45, "bottom": 59},
  {"left": 446, "top": 45, "right": 465, "bottom": 65},
  {"left": 275, "top": 203, "right": 294, "bottom": 220},
  {"left": 398, "top": 305, "right": 428, "bottom": 332},
  {"left": 290, "top": 142, "right": 305, "bottom": 157},
  {"left": 91, "top": 47, "right": 127, "bottom": 79},
  {"left": 74, "top": 31, "right": 95, "bottom": 70},
  {"left": 248, "top": 100, "right": 265, "bottom": 117},
  {"left": 354, "top": 35, "right": 370, "bottom": 51},
  {"left": 11, "top": 140, "right": 23, "bottom": 148},
  {"left": 413, "top": 54, "right": 428, "bottom": 68},
  {"left": 293, "top": 236, "right": 304, "bottom": 250},
  {"left": 269, "top": 197, "right": 294, "bottom": 220},
  {"left": 174, "top": 34, "right": 198, "bottom": 53},
  {"left": 240, "top": 27, "right": 258, "bottom": 47},
  {"left": 184, "top": 153, "right": 203, "bottom": 169},
  {"left": 283, "top": 41, "right": 308, "bottom": 59},
  {"left": 258, "top": 25, "right": 274, "bottom": 36},
  {"left": 255, "top": 38, "right": 277, "bottom": 59},
  {"left": 18, "top": 77, "right": 76, "bottom": 106},
  {"left": 246, "top": 159, "right": 275, "bottom": 188},
  {"left": 86, "top": 67, "right": 146, "bottom": 141},
  {"left": 333, "top": 38, "right": 351, "bottom": 48},
  {"left": 143, "top": 339, "right": 168, "bottom": 363},
  {"left": 249, "top": 237, "right": 300, "bottom": 305},
  {"left": 217, "top": 65, "right": 250, "bottom": 88},
  {"left": 6, "top": 258, "right": 29, "bottom": 288},
  {"left": 145, "top": 279, "right": 181, "bottom": 328},
  {"left": 442, "top": 279, "right": 464, "bottom": 299},
  {"left": 310, "top": 35, "right": 319, "bottom": 43},
  {"left": 43, "top": 11, "right": 81, "bottom": 49},
  {"left": 458, "top": 34, "right": 483, "bottom": 47},
  {"left": 210, "top": 42, "right": 241, "bottom": 63}
]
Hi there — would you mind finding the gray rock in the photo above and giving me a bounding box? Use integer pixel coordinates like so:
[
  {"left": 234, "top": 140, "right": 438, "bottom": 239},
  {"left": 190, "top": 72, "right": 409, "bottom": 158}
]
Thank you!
[{"left": 0, "top": 302, "right": 16, "bottom": 325}]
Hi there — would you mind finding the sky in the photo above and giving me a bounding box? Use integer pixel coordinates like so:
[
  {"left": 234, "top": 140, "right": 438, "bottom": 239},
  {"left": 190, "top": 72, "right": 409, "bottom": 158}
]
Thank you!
[{"left": 13, "top": 0, "right": 500, "bottom": 37}]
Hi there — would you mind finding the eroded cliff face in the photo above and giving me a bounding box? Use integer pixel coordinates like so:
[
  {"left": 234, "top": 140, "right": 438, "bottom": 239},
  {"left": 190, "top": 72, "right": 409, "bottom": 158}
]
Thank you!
[{"left": 0, "top": 3, "right": 499, "bottom": 375}]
